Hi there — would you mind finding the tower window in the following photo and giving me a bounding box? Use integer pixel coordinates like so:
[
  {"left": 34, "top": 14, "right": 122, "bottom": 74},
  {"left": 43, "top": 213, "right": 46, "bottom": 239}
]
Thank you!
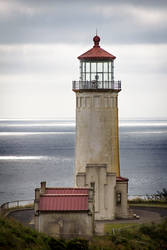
[
  {"left": 90, "top": 182, "right": 95, "bottom": 191},
  {"left": 116, "top": 192, "right": 122, "bottom": 205}
]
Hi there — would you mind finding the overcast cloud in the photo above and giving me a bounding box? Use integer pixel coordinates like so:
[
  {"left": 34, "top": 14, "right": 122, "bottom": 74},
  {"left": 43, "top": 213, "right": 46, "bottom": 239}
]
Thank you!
[
  {"left": 0, "top": 0, "right": 167, "bottom": 119},
  {"left": 1, "top": 0, "right": 167, "bottom": 44}
]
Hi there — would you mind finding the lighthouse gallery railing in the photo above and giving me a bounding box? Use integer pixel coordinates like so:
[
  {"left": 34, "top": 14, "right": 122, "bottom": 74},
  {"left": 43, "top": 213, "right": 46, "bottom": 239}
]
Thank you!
[{"left": 72, "top": 80, "right": 121, "bottom": 91}]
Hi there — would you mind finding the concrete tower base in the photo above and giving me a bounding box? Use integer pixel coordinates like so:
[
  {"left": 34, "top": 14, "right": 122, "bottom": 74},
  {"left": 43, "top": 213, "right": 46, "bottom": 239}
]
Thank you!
[{"left": 76, "top": 164, "right": 129, "bottom": 220}]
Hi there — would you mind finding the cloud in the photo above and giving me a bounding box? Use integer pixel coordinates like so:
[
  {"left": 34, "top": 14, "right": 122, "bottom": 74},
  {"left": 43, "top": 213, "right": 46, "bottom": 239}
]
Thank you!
[
  {"left": 0, "top": 43, "right": 166, "bottom": 76},
  {"left": 0, "top": 0, "right": 167, "bottom": 44},
  {"left": 0, "top": 44, "right": 81, "bottom": 75},
  {"left": 0, "top": 0, "right": 167, "bottom": 119},
  {"left": 0, "top": 43, "right": 166, "bottom": 118}
]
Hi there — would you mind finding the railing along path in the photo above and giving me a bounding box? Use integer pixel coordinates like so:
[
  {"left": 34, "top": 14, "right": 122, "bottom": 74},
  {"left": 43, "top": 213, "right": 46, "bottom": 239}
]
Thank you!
[{"left": 0, "top": 199, "right": 34, "bottom": 214}]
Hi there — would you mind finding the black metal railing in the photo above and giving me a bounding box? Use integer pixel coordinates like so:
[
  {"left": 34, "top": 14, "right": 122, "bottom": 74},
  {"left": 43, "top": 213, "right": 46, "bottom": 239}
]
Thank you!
[{"left": 72, "top": 80, "right": 121, "bottom": 91}]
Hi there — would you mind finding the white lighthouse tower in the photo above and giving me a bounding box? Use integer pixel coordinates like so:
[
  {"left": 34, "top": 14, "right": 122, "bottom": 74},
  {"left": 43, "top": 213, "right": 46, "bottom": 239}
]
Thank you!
[{"left": 72, "top": 35, "right": 129, "bottom": 220}]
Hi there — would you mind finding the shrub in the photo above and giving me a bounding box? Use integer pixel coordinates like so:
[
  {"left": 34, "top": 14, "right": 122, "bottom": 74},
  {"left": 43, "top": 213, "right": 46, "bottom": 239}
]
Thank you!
[
  {"left": 48, "top": 237, "right": 66, "bottom": 250},
  {"left": 129, "top": 188, "right": 167, "bottom": 204},
  {"left": 1, "top": 215, "right": 167, "bottom": 250},
  {"left": 67, "top": 239, "right": 88, "bottom": 250}
]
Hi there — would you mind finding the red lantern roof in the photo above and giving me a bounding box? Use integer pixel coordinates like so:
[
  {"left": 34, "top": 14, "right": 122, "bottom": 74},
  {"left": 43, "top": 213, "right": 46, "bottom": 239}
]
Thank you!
[{"left": 78, "top": 35, "right": 116, "bottom": 60}]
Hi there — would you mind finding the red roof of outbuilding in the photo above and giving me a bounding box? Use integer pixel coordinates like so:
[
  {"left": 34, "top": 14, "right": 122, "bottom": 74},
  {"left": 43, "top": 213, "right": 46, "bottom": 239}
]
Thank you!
[
  {"left": 78, "top": 35, "right": 116, "bottom": 60},
  {"left": 116, "top": 176, "right": 129, "bottom": 182},
  {"left": 39, "top": 188, "right": 89, "bottom": 211}
]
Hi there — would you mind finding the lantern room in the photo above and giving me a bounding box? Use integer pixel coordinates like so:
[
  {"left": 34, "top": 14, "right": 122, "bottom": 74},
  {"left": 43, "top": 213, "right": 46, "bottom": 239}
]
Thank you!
[{"left": 72, "top": 35, "right": 121, "bottom": 91}]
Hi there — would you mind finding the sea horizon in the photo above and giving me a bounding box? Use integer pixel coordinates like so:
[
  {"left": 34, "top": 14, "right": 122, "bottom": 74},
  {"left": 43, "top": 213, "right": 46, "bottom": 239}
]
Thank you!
[{"left": 0, "top": 118, "right": 167, "bottom": 205}]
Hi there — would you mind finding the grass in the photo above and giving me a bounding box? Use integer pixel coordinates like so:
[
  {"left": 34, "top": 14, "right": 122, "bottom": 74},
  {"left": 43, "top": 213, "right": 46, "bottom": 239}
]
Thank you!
[
  {"left": 90, "top": 219, "right": 167, "bottom": 250},
  {"left": 104, "top": 223, "right": 139, "bottom": 234},
  {"left": 0, "top": 215, "right": 51, "bottom": 250}
]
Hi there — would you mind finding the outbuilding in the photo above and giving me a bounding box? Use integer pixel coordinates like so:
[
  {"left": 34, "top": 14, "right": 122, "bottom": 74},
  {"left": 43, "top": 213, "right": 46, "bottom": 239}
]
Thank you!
[{"left": 34, "top": 182, "right": 94, "bottom": 238}]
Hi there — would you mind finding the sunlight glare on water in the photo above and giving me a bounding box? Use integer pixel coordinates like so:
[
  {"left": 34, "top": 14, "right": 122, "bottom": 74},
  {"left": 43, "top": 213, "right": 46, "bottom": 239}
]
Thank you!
[{"left": 0, "top": 119, "right": 167, "bottom": 204}]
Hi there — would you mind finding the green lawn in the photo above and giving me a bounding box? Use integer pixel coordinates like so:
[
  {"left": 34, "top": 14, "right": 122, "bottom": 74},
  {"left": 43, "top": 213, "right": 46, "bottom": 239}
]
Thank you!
[{"left": 104, "top": 223, "right": 139, "bottom": 234}]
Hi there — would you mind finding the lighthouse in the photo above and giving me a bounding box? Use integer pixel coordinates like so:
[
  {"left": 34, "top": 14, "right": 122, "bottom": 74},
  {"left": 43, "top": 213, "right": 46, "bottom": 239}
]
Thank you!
[
  {"left": 72, "top": 35, "right": 129, "bottom": 220},
  {"left": 34, "top": 35, "right": 130, "bottom": 238}
]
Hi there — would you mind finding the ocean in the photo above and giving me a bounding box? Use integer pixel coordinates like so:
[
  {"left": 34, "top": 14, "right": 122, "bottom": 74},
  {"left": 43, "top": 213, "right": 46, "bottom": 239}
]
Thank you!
[{"left": 0, "top": 119, "right": 167, "bottom": 205}]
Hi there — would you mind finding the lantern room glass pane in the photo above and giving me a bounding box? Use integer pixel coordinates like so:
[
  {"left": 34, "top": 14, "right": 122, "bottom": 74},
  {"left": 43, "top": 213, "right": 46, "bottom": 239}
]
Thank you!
[
  {"left": 104, "top": 73, "right": 108, "bottom": 81},
  {"left": 79, "top": 60, "right": 115, "bottom": 83},
  {"left": 86, "top": 62, "right": 90, "bottom": 72},
  {"left": 109, "top": 62, "right": 111, "bottom": 72},
  {"left": 91, "top": 62, "right": 96, "bottom": 72},
  {"left": 104, "top": 62, "right": 108, "bottom": 72},
  {"left": 86, "top": 73, "right": 90, "bottom": 81},
  {"left": 80, "top": 62, "right": 83, "bottom": 73},
  {"left": 97, "top": 73, "right": 102, "bottom": 81},
  {"left": 80, "top": 62, "right": 83, "bottom": 80},
  {"left": 91, "top": 73, "right": 96, "bottom": 81},
  {"left": 111, "top": 62, "right": 114, "bottom": 79},
  {"left": 97, "top": 62, "right": 103, "bottom": 72},
  {"left": 83, "top": 72, "right": 86, "bottom": 81},
  {"left": 83, "top": 62, "right": 86, "bottom": 73}
]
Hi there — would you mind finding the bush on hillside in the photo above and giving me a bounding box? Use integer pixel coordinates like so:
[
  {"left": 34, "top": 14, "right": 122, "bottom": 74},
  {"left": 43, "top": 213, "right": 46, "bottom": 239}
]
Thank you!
[
  {"left": 67, "top": 239, "right": 88, "bottom": 250},
  {"left": 129, "top": 188, "right": 167, "bottom": 204},
  {"left": 0, "top": 215, "right": 167, "bottom": 250}
]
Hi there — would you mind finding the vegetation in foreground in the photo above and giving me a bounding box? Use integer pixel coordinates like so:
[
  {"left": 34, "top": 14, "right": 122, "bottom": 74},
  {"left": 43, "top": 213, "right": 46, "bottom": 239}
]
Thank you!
[
  {"left": 0, "top": 215, "right": 89, "bottom": 250},
  {"left": 90, "top": 219, "right": 167, "bottom": 250},
  {"left": 104, "top": 222, "right": 139, "bottom": 233},
  {"left": 0, "top": 215, "right": 167, "bottom": 250}
]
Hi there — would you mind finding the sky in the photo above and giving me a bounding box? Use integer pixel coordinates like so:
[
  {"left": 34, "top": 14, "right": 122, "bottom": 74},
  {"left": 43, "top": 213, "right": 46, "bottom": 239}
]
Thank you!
[{"left": 0, "top": 0, "right": 167, "bottom": 119}]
